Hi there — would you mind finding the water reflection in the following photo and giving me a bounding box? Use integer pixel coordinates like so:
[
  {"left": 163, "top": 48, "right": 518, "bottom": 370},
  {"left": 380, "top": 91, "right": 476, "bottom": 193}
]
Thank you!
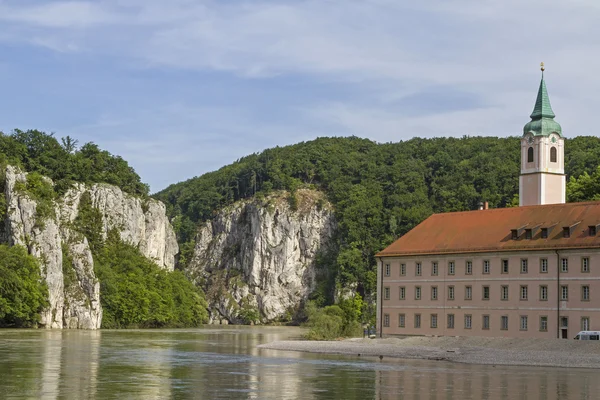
[
  {"left": 41, "top": 331, "right": 62, "bottom": 399},
  {"left": 372, "top": 360, "right": 599, "bottom": 400},
  {"left": 1, "top": 327, "right": 599, "bottom": 399}
]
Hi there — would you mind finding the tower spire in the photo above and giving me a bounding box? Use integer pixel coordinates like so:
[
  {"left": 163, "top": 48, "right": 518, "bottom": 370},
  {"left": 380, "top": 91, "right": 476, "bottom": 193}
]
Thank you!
[{"left": 523, "top": 63, "right": 562, "bottom": 137}]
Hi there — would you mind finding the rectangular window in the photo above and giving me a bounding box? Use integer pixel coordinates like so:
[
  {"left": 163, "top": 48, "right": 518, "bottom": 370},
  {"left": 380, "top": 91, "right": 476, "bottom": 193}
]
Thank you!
[
  {"left": 465, "top": 314, "right": 472, "bottom": 329},
  {"left": 398, "top": 314, "right": 405, "bottom": 328},
  {"left": 540, "top": 285, "right": 548, "bottom": 301},
  {"left": 384, "top": 264, "right": 390, "bottom": 277},
  {"left": 501, "top": 259, "right": 509, "bottom": 274},
  {"left": 582, "top": 257, "right": 590, "bottom": 273},
  {"left": 465, "top": 286, "right": 472, "bottom": 300},
  {"left": 448, "top": 261, "right": 455, "bottom": 275},
  {"left": 482, "top": 315, "right": 490, "bottom": 330},
  {"left": 520, "top": 315, "right": 528, "bottom": 331},
  {"left": 448, "top": 286, "right": 455, "bottom": 300},
  {"left": 465, "top": 261, "right": 473, "bottom": 275},
  {"left": 415, "top": 286, "right": 421, "bottom": 300},
  {"left": 383, "top": 314, "right": 390, "bottom": 327},
  {"left": 563, "top": 227, "right": 571, "bottom": 238},
  {"left": 540, "top": 258, "right": 548, "bottom": 273},
  {"left": 541, "top": 228, "right": 548, "bottom": 239},
  {"left": 432, "top": 261, "right": 438, "bottom": 276},
  {"left": 399, "top": 286, "right": 406, "bottom": 300},
  {"left": 582, "top": 317, "right": 590, "bottom": 331},
  {"left": 561, "top": 285, "right": 568, "bottom": 301},
  {"left": 501, "top": 285, "right": 509, "bottom": 300},
  {"left": 447, "top": 314, "right": 455, "bottom": 329},
  {"left": 511, "top": 229, "right": 518, "bottom": 240},
  {"left": 561, "top": 316, "right": 568, "bottom": 328},
  {"left": 521, "top": 259, "right": 528, "bottom": 274},
  {"left": 431, "top": 286, "right": 438, "bottom": 300},
  {"left": 501, "top": 316, "right": 509, "bottom": 330},
  {"left": 590, "top": 226, "right": 597, "bottom": 236},
  {"left": 483, "top": 286, "right": 490, "bottom": 300},
  {"left": 416, "top": 262, "right": 422, "bottom": 276},
  {"left": 582, "top": 285, "right": 590, "bottom": 301},
  {"left": 483, "top": 260, "right": 490, "bottom": 274},
  {"left": 520, "top": 285, "right": 528, "bottom": 300},
  {"left": 525, "top": 229, "right": 532, "bottom": 239},
  {"left": 540, "top": 316, "right": 548, "bottom": 332},
  {"left": 414, "top": 314, "right": 421, "bottom": 328},
  {"left": 384, "top": 287, "right": 390, "bottom": 300},
  {"left": 431, "top": 314, "right": 438, "bottom": 329},
  {"left": 400, "top": 263, "right": 406, "bottom": 276},
  {"left": 561, "top": 258, "right": 568, "bottom": 273}
]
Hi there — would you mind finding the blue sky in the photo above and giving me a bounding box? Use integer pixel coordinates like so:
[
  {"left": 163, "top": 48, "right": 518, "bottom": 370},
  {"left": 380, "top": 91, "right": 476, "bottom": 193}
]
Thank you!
[{"left": 0, "top": 0, "right": 599, "bottom": 192}]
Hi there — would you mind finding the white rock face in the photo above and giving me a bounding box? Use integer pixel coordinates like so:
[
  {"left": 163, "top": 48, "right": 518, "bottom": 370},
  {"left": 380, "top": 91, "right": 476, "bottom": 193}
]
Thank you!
[
  {"left": 5, "top": 166, "right": 65, "bottom": 328},
  {"left": 66, "top": 183, "right": 178, "bottom": 271},
  {"left": 2, "top": 166, "right": 178, "bottom": 329},
  {"left": 189, "top": 189, "right": 335, "bottom": 323}
]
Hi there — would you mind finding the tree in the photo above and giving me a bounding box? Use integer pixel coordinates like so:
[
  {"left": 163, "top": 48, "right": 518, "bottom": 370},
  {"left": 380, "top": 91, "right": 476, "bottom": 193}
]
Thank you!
[{"left": 0, "top": 245, "right": 49, "bottom": 327}]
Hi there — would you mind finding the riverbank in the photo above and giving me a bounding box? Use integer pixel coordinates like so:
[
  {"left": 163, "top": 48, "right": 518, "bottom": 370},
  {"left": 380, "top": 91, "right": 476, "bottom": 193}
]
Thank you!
[{"left": 258, "top": 336, "right": 600, "bottom": 369}]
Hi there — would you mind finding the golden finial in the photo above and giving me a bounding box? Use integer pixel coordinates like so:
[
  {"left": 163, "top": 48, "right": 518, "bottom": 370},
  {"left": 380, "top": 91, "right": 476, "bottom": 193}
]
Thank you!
[{"left": 540, "top": 62, "right": 545, "bottom": 72}]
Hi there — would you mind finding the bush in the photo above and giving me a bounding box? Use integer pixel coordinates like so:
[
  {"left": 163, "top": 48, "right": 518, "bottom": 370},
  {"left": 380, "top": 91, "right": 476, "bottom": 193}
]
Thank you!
[
  {"left": 304, "top": 298, "right": 363, "bottom": 340},
  {"left": 305, "top": 304, "right": 345, "bottom": 340},
  {"left": 0, "top": 245, "right": 49, "bottom": 327},
  {"left": 14, "top": 171, "right": 57, "bottom": 224}
]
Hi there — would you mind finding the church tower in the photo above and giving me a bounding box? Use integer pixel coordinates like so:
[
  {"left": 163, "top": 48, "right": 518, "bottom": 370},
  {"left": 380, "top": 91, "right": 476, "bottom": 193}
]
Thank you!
[{"left": 519, "top": 64, "right": 565, "bottom": 206}]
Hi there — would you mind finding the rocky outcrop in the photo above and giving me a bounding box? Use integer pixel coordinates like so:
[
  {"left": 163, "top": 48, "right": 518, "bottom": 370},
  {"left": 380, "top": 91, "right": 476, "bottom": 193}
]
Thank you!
[
  {"left": 188, "top": 189, "right": 335, "bottom": 323},
  {"left": 2, "top": 166, "right": 178, "bottom": 329},
  {"left": 61, "top": 183, "right": 178, "bottom": 270}
]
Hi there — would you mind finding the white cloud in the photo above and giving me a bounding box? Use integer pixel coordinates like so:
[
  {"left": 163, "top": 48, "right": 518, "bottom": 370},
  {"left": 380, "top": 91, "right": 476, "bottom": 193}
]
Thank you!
[
  {"left": 2, "top": 1, "right": 599, "bottom": 85},
  {"left": 0, "top": 1, "right": 119, "bottom": 28}
]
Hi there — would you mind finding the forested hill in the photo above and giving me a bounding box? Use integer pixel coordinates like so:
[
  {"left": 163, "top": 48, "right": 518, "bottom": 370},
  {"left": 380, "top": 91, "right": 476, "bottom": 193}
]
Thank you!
[{"left": 155, "top": 135, "right": 600, "bottom": 296}]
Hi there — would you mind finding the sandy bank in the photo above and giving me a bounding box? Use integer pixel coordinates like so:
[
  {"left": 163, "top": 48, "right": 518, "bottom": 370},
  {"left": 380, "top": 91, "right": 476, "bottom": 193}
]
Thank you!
[{"left": 258, "top": 336, "right": 600, "bottom": 369}]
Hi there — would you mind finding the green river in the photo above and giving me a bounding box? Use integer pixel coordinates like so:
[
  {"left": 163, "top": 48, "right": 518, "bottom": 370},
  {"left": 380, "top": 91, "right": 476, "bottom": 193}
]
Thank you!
[{"left": 0, "top": 326, "right": 597, "bottom": 399}]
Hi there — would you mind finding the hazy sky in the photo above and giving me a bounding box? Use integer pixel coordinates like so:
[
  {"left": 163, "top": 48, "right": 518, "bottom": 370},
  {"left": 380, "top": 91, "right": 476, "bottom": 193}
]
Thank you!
[{"left": 0, "top": 0, "right": 599, "bottom": 192}]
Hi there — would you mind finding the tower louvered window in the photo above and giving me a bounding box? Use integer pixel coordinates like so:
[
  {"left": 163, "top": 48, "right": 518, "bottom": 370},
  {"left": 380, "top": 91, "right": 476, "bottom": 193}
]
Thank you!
[{"left": 550, "top": 146, "right": 557, "bottom": 162}]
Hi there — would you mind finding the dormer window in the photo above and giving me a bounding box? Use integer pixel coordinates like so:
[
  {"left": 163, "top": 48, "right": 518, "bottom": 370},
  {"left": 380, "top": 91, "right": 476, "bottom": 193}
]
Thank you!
[
  {"left": 511, "top": 225, "right": 528, "bottom": 240},
  {"left": 562, "top": 222, "right": 581, "bottom": 238},
  {"left": 590, "top": 225, "right": 598, "bottom": 236},
  {"left": 525, "top": 229, "right": 532, "bottom": 239},
  {"left": 541, "top": 228, "right": 548, "bottom": 239}
]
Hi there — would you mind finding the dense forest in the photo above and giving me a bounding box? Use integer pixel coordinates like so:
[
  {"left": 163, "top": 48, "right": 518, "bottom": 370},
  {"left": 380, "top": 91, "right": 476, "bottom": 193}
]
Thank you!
[
  {"left": 0, "top": 130, "right": 207, "bottom": 328},
  {"left": 156, "top": 135, "right": 600, "bottom": 305}
]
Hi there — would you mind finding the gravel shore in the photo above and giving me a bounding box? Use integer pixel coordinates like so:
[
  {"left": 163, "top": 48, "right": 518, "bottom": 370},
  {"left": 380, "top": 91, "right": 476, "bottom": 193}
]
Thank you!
[{"left": 258, "top": 336, "right": 600, "bottom": 369}]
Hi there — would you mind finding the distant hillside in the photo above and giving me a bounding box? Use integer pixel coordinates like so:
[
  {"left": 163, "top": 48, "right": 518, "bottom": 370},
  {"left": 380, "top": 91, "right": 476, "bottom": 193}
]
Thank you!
[{"left": 154, "top": 135, "right": 600, "bottom": 300}]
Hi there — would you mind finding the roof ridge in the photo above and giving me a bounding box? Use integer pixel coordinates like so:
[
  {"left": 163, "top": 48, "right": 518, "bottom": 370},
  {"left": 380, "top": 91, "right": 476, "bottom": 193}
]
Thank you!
[{"left": 430, "top": 201, "right": 600, "bottom": 218}]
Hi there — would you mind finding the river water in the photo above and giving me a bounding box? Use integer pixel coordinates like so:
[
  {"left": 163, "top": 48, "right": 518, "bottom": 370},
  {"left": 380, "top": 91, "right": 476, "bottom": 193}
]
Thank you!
[{"left": 0, "top": 326, "right": 597, "bottom": 399}]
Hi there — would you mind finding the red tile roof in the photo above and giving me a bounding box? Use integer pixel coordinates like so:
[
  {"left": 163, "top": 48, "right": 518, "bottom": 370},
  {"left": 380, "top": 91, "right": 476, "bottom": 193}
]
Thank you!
[{"left": 377, "top": 201, "right": 600, "bottom": 257}]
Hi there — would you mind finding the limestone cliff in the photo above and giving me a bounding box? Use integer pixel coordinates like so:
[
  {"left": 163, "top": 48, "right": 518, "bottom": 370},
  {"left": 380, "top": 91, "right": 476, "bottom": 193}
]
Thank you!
[
  {"left": 2, "top": 166, "right": 178, "bottom": 329},
  {"left": 187, "top": 189, "right": 335, "bottom": 323}
]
